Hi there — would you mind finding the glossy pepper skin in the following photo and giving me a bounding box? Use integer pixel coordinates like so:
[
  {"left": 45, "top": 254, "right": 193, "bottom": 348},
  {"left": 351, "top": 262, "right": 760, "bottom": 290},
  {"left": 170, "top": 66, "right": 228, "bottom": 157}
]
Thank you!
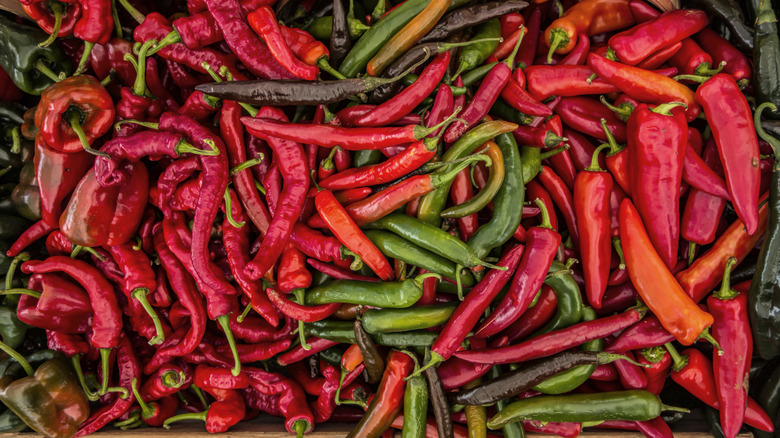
[
  {"left": 0, "top": 356, "right": 89, "bottom": 438},
  {"left": 34, "top": 136, "right": 93, "bottom": 228},
  {"left": 696, "top": 74, "right": 761, "bottom": 235},
  {"left": 627, "top": 103, "right": 688, "bottom": 269},
  {"left": 543, "top": 0, "right": 634, "bottom": 56},
  {"left": 60, "top": 162, "right": 148, "bottom": 248}
]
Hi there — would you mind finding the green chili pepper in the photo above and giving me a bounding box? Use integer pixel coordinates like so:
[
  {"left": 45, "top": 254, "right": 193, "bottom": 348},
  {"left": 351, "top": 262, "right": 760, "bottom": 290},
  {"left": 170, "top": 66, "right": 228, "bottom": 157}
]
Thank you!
[
  {"left": 532, "top": 307, "right": 599, "bottom": 394},
  {"left": 354, "top": 149, "right": 384, "bottom": 168},
  {"left": 319, "top": 346, "right": 346, "bottom": 366},
  {"left": 0, "top": 307, "right": 27, "bottom": 350},
  {"left": 490, "top": 100, "right": 534, "bottom": 126},
  {"left": 0, "top": 15, "right": 72, "bottom": 95},
  {"left": 0, "top": 409, "right": 26, "bottom": 433},
  {"left": 461, "top": 62, "right": 498, "bottom": 88},
  {"left": 305, "top": 320, "right": 439, "bottom": 347},
  {"left": 466, "top": 131, "right": 525, "bottom": 259},
  {"left": 441, "top": 142, "right": 505, "bottom": 219},
  {"left": 488, "top": 366, "right": 525, "bottom": 438},
  {"left": 463, "top": 378, "right": 488, "bottom": 438},
  {"left": 704, "top": 405, "right": 726, "bottom": 438},
  {"left": 755, "top": 363, "right": 780, "bottom": 438},
  {"left": 520, "top": 145, "right": 541, "bottom": 184},
  {"left": 0, "top": 215, "right": 30, "bottom": 241},
  {"left": 361, "top": 302, "right": 457, "bottom": 334},
  {"left": 364, "top": 230, "right": 476, "bottom": 286},
  {"left": 305, "top": 274, "right": 437, "bottom": 308},
  {"left": 452, "top": 19, "right": 502, "bottom": 79},
  {"left": 753, "top": 0, "right": 780, "bottom": 116},
  {"left": 306, "top": 16, "right": 371, "bottom": 41},
  {"left": 401, "top": 357, "right": 428, "bottom": 438},
  {"left": 487, "top": 390, "right": 688, "bottom": 428},
  {"left": 374, "top": 331, "right": 438, "bottom": 347},
  {"left": 417, "top": 120, "right": 518, "bottom": 227},
  {"left": 533, "top": 260, "right": 584, "bottom": 335}
]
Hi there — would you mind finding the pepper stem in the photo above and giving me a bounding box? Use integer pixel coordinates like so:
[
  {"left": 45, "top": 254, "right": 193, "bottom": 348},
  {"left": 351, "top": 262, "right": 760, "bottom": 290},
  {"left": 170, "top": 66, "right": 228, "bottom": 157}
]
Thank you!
[
  {"left": 334, "top": 369, "right": 347, "bottom": 405},
  {"left": 713, "top": 257, "right": 738, "bottom": 300},
  {"left": 114, "top": 410, "right": 142, "bottom": 428},
  {"left": 599, "top": 352, "right": 651, "bottom": 368},
  {"left": 651, "top": 102, "right": 687, "bottom": 116},
  {"left": 341, "top": 247, "right": 364, "bottom": 271},
  {"left": 147, "top": 30, "right": 182, "bottom": 56},
  {"left": 687, "top": 242, "right": 696, "bottom": 266},
  {"left": 320, "top": 146, "right": 341, "bottom": 172},
  {"left": 546, "top": 27, "right": 569, "bottom": 64},
  {"left": 9, "top": 127, "right": 20, "bottom": 154},
  {"left": 694, "top": 61, "right": 726, "bottom": 77},
  {"left": 611, "top": 237, "right": 625, "bottom": 270},
  {"left": 698, "top": 328, "right": 723, "bottom": 355},
  {"left": 163, "top": 410, "right": 208, "bottom": 429},
  {"left": 599, "top": 95, "right": 633, "bottom": 122},
  {"left": 117, "top": 0, "right": 145, "bottom": 23},
  {"left": 130, "top": 40, "right": 157, "bottom": 97},
  {"left": 431, "top": 154, "right": 492, "bottom": 188},
  {"left": 0, "top": 340, "right": 33, "bottom": 376},
  {"left": 664, "top": 342, "right": 688, "bottom": 372},
  {"left": 534, "top": 198, "right": 553, "bottom": 230},
  {"left": 191, "top": 384, "right": 209, "bottom": 408},
  {"left": 539, "top": 143, "right": 569, "bottom": 160},
  {"left": 216, "top": 315, "right": 242, "bottom": 376},
  {"left": 5, "top": 252, "right": 29, "bottom": 292},
  {"left": 161, "top": 369, "right": 187, "bottom": 388},
  {"left": 661, "top": 404, "right": 691, "bottom": 414},
  {"left": 408, "top": 351, "right": 443, "bottom": 380},
  {"left": 72, "top": 355, "right": 100, "bottom": 401},
  {"left": 216, "top": 66, "right": 259, "bottom": 117},
  {"left": 317, "top": 58, "right": 347, "bottom": 80},
  {"left": 293, "top": 289, "right": 312, "bottom": 351},
  {"left": 131, "top": 378, "right": 155, "bottom": 419},
  {"left": 672, "top": 74, "right": 710, "bottom": 83},
  {"left": 456, "top": 265, "right": 464, "bottom": 301},
  {"left": 237, "top": 302, "right": 253, "bottom": 323},
  {"left": 504, "top": 25, "right": 526, "bottom": 68},
  {"left": 131, "top": 288, "right": 166, "bottom": 345},
  {"left": 230, "top": 154, "right": 265, "bottom": 176},
  {"left": 111, "top": 0, "right": 122, "bottom": 39},
  {"left": 641, "top": 346, "right": 666, "bottom": 363},
  {"left": 600, "top": 119, "right": 621, "bottom": 152},
  {"left": 585, "top": 144, "right": 611, "bottom": 172},
  {"left": 292, "top": 419, "right": 308, "bottom": 438},
  {"left": 38, "top": 1, "right": 63, "bottom": 48},
  {"left": 367, "top": 48, "right": 432, "bottom": 89},
  {"left": 223, "top": 188, "right": 246, "bottom": 228},
  {"left": 0, "top": 288, "right": 41, "bottom": 299},
  {"left": 754, "top": 103, "right": 780, "bottom": 171},
  {"left": 98, "top": 348, "right": 112, "bottom": 395},
  {"left": 74, "top": 42, "right": 95, "bottom": 76},
  {"left": 114, "top": 119, "right": 159, "bottom": 131},
  {"left": 370, "top": 0, "right": 385, "bottom": 21},
  {"left": 34, "top": 59, "right": 62, "bottom": 83},
  {"left": 68, "top": 112, "right": 111, "bottom": 157},
  {"left": 413, "top": 272, "right": 442, "bottom": 288},
  {"left": 175, "top": 138, "right": 220, "bottom": 156}
]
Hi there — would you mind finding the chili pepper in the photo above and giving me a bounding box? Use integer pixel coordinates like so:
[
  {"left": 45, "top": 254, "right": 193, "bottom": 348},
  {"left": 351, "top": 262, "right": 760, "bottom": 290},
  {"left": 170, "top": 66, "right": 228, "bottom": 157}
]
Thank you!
[
  {"left": 474, "top": 200, "right": 559, "bottom": 338},
  {"left": 500, "top": 70, "right": 552, "bottom": 118},
  {"left": 677, "top": 198, "right": 769, "bottom": 303},
  {"left": 29, "top": 139, "right": 83, "bottom": 227},
  {"left": 290, "top": 223, "right": 357, "bottom": 270},
  {"left": 266, "top": 287, "right": 339, "bottom": 322},
  {"left": 694, "top": 28, "right": 751, "bottom": 89},
  {"left": 277, "top": 337, "right": 340, "bottom": 367},
  {"left": 627, "top": 102, "right": 688, "bottom": 269},
  {"left": 453, "top": 350, "right": 636, "bottom": 406},
  {"left": 606, "top": 315, "right": 675, "bottom": 353},
  {"left": 452, "top": 19, "right": 502, "bottom": 79},
  {"left": 555, "top": 96, "right": 627, "bottom": 143},
  {"left": 444, "top": 29, "right": 525, "bottom": 144},
  {"left": 22, "top": 0, "right": 81, "bottom": 44},
  {"left": 46, "top": 331, "right": 89, "bottom": 358},
  {"left": 277, "top": 244, "right": 312, "bottom": 293},
  {"left": 164, "top": 386, "right": 246, "bottom": 433},
  {"left": 244, "top": 7, "right": 318, "bottom": 80},
  {"left": 681, "top": 138, "right": 727, "bottom": 248},
  {"left": 611, "top": 348, "right": 647, "bottom": 390},
  {"left": 620, "top": 198, "right": 718, "bottom": 346},
  {"left": 543, "top": 0, "right": 634, "bottom": 59},
  {"left": 608, "top": 9, "right": 708, "bottom": 66},
  {"left": 504, "top": 284, "right": 558, "bottom": 343},
  {"left": 638, "top": 347, "right": 671, "bottom": 396},
  {"left": 401, "top": 354, "right": 427, "bottom": 438},
  {"left": 667, "top": 38, "right": 722, "bottom": 77},
  {"left": 420, "top": 1, "right": 528, "bottom": 44},
  {"left": 683, "top": 144, "right": 730, "bottom": 200},
  {"left": 525, "top": 65, "right": 619, "bottom": 101},
  {"left": 536, "top": 165, "right": 579, "bottom": 250},
  {"left": 307, "top": 259, "right": 378, "bottom": 282},
  {"left": 457, "top": 306, "right": 645, "bottom": 365},
  {"left": 633, "top": 41, "right": 683, "bottom": 70},
  {"left": 706, "top": 258, "right": 752, "bottom": 438},
  {"left": 0, "top": 14, "right": 72, "bottom": 95},
  {"left": 327, "top": 0, "right": 350, "bottom": 69},
  {"left": 587, "top": 53, "right": 699, "bottom": 121},
  {"left": 353, "top": 320, "right": 384, "bottom": 384},
  {"left": 305, "top": 273, "right": 438, "bottom": 308},
  {"left": 666, "top": 345, "right": 774, "bottom": 432},
  {"left": 488, "top": 390, "right": 685, "bottom": 427},
  {"left": 361, "top": 303, "right": 457, "bottom": 336}
]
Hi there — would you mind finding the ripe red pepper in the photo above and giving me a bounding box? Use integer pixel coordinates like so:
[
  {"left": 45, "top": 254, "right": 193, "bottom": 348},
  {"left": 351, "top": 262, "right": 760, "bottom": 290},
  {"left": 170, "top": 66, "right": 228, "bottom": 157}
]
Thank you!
[
  {"left": 608, "top": 9, "right": 708, "bottom": 66},
  {"left": 695, "top": 73, "right": 761, "bottom": 235},
  {"left": 574, "top": 145, "right": 613, "bottom": 308},
  {"left": 694, "top": 28, "right": 751, "bottom": 88},
  {"left": 681, "top": 138, "right": 728, "bottom": 246},
  {"left": 627, "top": 102, "right": 688, "bottom": 269},
  {"left": 543, "top": 0, "right": 634, "bottom": 58},
  {"left": 638, "top": 347, "right": 671, "bottom": 395},
  {"left": 21, "top": 0, "right": 81, "bottom": 42},
  {"left": 634, "top": 41, "right": 683, "bottom": 70},
  {"left": 474, "top": 201, "right": 559, "bottom": 338},
  {"left": 266, "top": 287, "right": 339, "bottom": 322},
  {"left": 668, "top": 38, "right": 721, "bottom": 76},
  {"left": 500, "top": 69, "right": 552, "bottom": 117},
  {"left": 504, "top": 285, "right": 559, "bottom": 343},
  {"left": 537, "top": 165, "right": 580, "bottom": 249},
  {"left": 247, "top": 7, "right": 319, "bottom": 81},
  {"left": 525, "top": 65, "right": 619, "bottom": 101},
  {"left": 555, "top": 96, "right": 628, "bottom": 143}
]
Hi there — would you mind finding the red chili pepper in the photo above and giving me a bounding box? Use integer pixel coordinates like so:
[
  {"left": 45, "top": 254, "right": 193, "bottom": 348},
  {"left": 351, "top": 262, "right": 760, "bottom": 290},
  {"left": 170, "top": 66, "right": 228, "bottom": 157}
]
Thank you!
[
  {"left": 668, "top": 38, "right": 721, "bottom": 76},
  {"left": 500, "top": 72, "right": 553, "bottom": 117},
  {"left": 667, "top": 346, "right": 774, "bottom": 432},
  {"left": 356, "top": 52, "right": 450, "bottom": 127},
  {"left": 246, "top": 7, "right": 318, "bottom": 80},
  {"left": 504, "top": 284, "right": 559, "bottom": 344},
  {"left": 555, "top": 96, "right": 628, "bottom": 143},
  {"left": 315, "top": 189, "right": 393, "bottom": 281},
  {"left": 525, "top": 180, "right": 558, "bottom": 231},
  {"left": 605, "top": 315, "right": 675, "bottom": 353},
  {"left": 543, "top": 0, "right": 634, "bottom": 59},
  {"left": 517, "top": 2, "right": 547, "bottom": 67},
  {"left": 46, "top": 331, "right": 89, "bottom": 357},
  {"left": 266, "top": 287, "right": 339, "bottom": 322},
  {"left": 634, "top": 41, "right": 683, "bottom": 70},
  {"left": 677, "top": 197, "right": 769, "bottom": 302},
  {"left": 337, "top": 106, "right": 422, "bottom": 127},
  {"left": 683, "top": 144, "right": 730, "bottom": 200},
  {"left": 444, "top": 27, "right": 525, "bottom": 143},
  {"left": 276, "top": 244, "right": 312, "bottom": 293},
  {"left": 512, "top": 122, "right": 566, "bottom": 149},
  {"left": 537, "top": 165, "right": 580, "bottom": 249},
  {"left": 636, "top": 347, "right": 671, "bottom": 395},
  {"left": 139, "top": 364, "right": 188, "bottom": 401},
  {"left": 474, "top": 201, "right": 559, "bottom": 338},
  {"left": 612, "top": 349, "right": 648, "bottom": 389},
  {"left": 306, "top": 259, "right": 379, "bottom": 282},
  {"left": 587, "top": 52, "right": 700, "bottom": 121},
  {"left": 456, "top": 306, "right": 645, "bottom": 365},
  {"left": 290, "top": 223, "right": 356, "bottom": 270},
  {"left": 22, "top": 0, "right": 81, "bottom": 41},
  {"left": 627, "top": 102, "right": 688, "bottom": 269},
  {"left": 88, "top": 38, "right": 136, "bottom": 86},
  {"left": 681, "top": 138, "right": 728, "bottom": 246},
  {"left": 245, "top": 366, "right": 314, "bottom": 435},
  {"left": 525, "top": 65, "right": 620, "bottom": 101},
  {"left": 277, "top": 337, "right": 340, "bottom": 367},
  {"left": 694, "top": 28, "right": 751, "bottom": 88},
  {"left": 695, "top": 73, "right": 761, "bottom": 234}
]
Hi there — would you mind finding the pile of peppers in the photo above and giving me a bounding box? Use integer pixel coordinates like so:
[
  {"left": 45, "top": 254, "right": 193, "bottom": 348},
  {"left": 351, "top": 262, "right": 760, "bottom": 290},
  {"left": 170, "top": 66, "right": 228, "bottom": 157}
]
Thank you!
[{"left": 0, "top": 0, "right": 779, "bottom": 436}]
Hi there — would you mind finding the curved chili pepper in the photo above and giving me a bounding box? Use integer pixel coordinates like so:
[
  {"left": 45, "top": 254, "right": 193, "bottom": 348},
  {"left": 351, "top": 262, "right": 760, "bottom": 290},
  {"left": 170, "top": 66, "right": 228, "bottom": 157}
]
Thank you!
[
  {"left": 504, "top": 285, "right": 558, "bottom": 343},
  {"left": 605, "top": 315, "right": 675, "bottom": 353},
  {"left": 683, "top": 145, "right": 730, "bottom": 200},
  {"left": 634, "top": 41, "right": 683, "bottom": 70},
  {"left": 34, "top": 135, "right": 93, "bottom": 228},
  {"left": 610, "top": 9, "right": 708, "bottom": 65},
  {"left": 266, "top": 287, "right": 339, "bottom": 322},
  {"left": 543, "top": 0, "right": 634, "bottom": 58},
  {"left": 694, "top": 28, "right": 751, "bottom": 89},
  {"left": 555, "top": 96, "right": 627, "bottom": 143},
  {"left": 525, "top": 65, "right": 619, "bottom": 101},
  {"left": 537, "top": 165, "right": 579, "bottom": 249},
  {"left": 246, "top": 7, "right": 319, "bottom": 81}
]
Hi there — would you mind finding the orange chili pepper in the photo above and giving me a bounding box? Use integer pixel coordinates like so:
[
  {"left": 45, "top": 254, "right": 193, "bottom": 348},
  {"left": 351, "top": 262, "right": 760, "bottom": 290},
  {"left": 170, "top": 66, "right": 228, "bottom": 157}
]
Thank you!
[{"left": 543, "top": 0, "right": 634, "bottom": 60}]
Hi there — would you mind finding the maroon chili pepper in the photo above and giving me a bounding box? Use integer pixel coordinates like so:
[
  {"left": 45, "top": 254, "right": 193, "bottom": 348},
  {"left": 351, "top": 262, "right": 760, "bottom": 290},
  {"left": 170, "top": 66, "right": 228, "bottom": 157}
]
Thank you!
[
  {"left": 606, "top": 315, "right": 675, "bottom": 353},
  {"left": 591, "top": 363, "right": 619, "bottom": 381},
  {"left": 178, "top": 90, "right": 221, "bottom": 123},
  {"left": 608, "top": 9, "right": 709, "bottom": 66},
  {"left": 455, "top": 306, "right": 646, "bottom": 365},
  {"left": 306, "top": 259, "right": 379, "bottom": 282},
  {"left": 425, "top": 83, "right": 454, "bottom": 137},
  {"left": 266, "top": 286, "right": 339, "bottom": 322},
  {"left": 537, "top": 165, "right": 580, "bottom": 249},
  {"left": 526, "top": 180, "right": 559, "bottom": 231},
  {"left": 417, "top": 244, "right": 524, "bottom": 372},
  {"left": 154, "top": 156, "right": 201, "bottom": 216},
  {"left": 474, "top": 201, "right": 560, "bottom": 338},
  {"left": 559, "top": 33, "right": 590, "bottom": 65},
  {"left": 612, "top": 349, "right": 648, "bottom": 389},
  {"left": 518, "top": 1, "right": 547, "bottom": 66},
  {"left": 437, "top": 338, "right": 508, "bottom": 391},
  {"left": 444, "top": 27, "right": 525, "bottom": 143},
  {"left": 695, "top": 73, "right": 761, "bottom": 235},
  {"left": 504, "top": 284, "right": 559, "bottom": 344},
  {"left": 277, "top": 337, "right": 340, "bottom": 367},
  {"left": 681, "top": 139, "right": 727, "bottom": 247},
  {"left": 555, "top": 96, "right": 628, "bottom": 143},
  {"left": 7, "top": 220, "right": 56, "bottom": 257},
  {"left": 694, "top": 28, "right": 751, "bottom": 88},
  {"left": 47, "top": 331, "right": 90, "bottom": 357},
  {"left": 244, "top": 107, "right": 309, "bottom": 280}
]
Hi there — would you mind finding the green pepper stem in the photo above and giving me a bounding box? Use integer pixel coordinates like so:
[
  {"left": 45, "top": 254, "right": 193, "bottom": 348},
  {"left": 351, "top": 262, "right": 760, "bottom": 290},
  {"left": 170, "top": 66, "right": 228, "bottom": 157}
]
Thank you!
[
  {"left": 651, "top": 102, "right": 688, "bottom": 116},
  {"left": 9, "top": 127, "right": 20, "bottom": 155},
  {"left": 68, "top": 112, "right": 111, "bottom": 158},
  {"left": 131, "top": 378, "right": 155, "bottom": 418},
  {"left": 38, "top": 1, "right": 63, "bottom": 47},
  {"left": 754, "top": 103, "right": 780, "bottom": 171},
  {"left": 341, "top": 247, "right": 364, "bottom": 271},
  {"left": 687, "top": 241, "right": 696, "bottom": 267},
  {"left": 664, "top": 342, "right": 688, "bottom": 372},
  {"left": 34, "top": 59, "right": 62, "bottom": 83},
  {"left": 368, "top": 48, "right": 432, "bottom": 89},
  {"left": 5, "top": 252, "right": 29, "bottom": 291},
  {"left": 148, "top": 30, "right": 182, "bottom": 56},
  {"left": 641, "top": 346, "right": 666, "bottom": 364},
  {"left": 334, "top": 369, "right": 347, "bottom": 406},
  {"left": 0, "top": 288, "right": 41, "bottom": 299},
  {"left": 191, "top": 384, "right": 209, "bottom": 408},
  {"left": 694, "top": 61, "right": 726, "bottom": 77},
  {"left": 539, "top": 143, "right": 569, "bottom": 160},
  {"left": 431, "top": 154, "right": 492, "bottom": 188},
  {"left": 600, "top": 118, "right": 621, "bottom": 153},
  {"left": 230, "top": 154, "right": 265, "bottom": 176},
  {"left": 175, "top": 138, "right": 220, "bottom": 156},
  {"left": 534, "top": 198, "right": 553, "bottom": 230},
  {"left": 673, "top": 74, "right": 709, "bottom": 83},
  {"left": 370, "top": 0, "right": 385, "bottom": 21},
  {"left": 293, "top": 290, "right": 312, "bottom": 351},
  {"left": 317, "top": 58, "right": 347, "bottom": 80},
  {"left": 413, "top": 272, "right": 442, "bottom": 288},
  {"left": 114, "top": 119, "right": 159, "bottom": 131},
  {"left": 131, "top": 288, "right": 166, "bottom": 345},
  {"left": 254, "top": 179, "right": 266, "bottom": 195},
  {"left": 661, "top": 404, "right": 691, "bottom": 413},
  {"left": 223, "top": 188, "right": 246, "bottom": 228},
  {"left": 111, "top": 0, "right": 123, "bottom": 39},
  {"left": 698, "top": 328, "right": 723, "bottom": 355},
  {"left": 72, "top": 355, "right": 100, "bottom": 401},
  {"left": 599, "top": 95, "right": 633, "bottom": 122},
  {"left": 546, "top": 27, "right": 569, "bottom": 64},
  {"left": 320, "top": 146, "right": 341, "bottom": 172},
  {"left": 217, "top": 315, "right": 242, "bottom": 376},
  {"left": 585, "top": 144, "right": 611, "bottom": 172},
  {"left": 611, "top": 238, "right": 625, "bottom": 270},
  {"left": 293, "top": 419, "right": 309, "bottom": 438},
  {"left": 113, "top": 409, "right": 142, "bottom": 428},
  {"left": 504, "top": 25, "right": 526, "bottom": 68},
  {"left": 161, "top": 369, "right": 187, "bottom": 388},
  {"left": 163, "top": 410, "right": 208, "bottom": 429},
  {"left": 98, "top": 348, "right": 112, "bottom": 395},
  {"left": 407, "top": 351, "right": 442, "bottom": 380},
  {"left": 455, "top": 265, "right": 464, "bottom": 301},
  {"left": 713, "top": 257, "right": 738, "bottom": 300},
  {"left": 130, "top": 40, "right": 157, "bottom": 97},
  {"left": 117, "top": 0, "right": 145, "bottom": 23},
  {"left": 0, "top": 340, "right": 33, "bottom": 376},
  {"left": 237, "top": 302, "right": 253, "bottom": 323},
  {"left": 74, "top": 42, "right": 95, "bottom": 76},
  {"left": 601, "top": 353, "right": 651, "bottom": 368}
]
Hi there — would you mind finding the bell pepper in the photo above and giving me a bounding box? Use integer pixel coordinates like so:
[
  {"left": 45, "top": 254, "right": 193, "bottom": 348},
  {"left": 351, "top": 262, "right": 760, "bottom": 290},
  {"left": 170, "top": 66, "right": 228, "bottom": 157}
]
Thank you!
[
  {"left": 21, "top": 0, "right": 82, "bottom": 45},
  {"left": 0, "top": 342, "right": 90, "bottom": 438},
  {"left": 60, "top": 161, "right": 149, "bottom": 248},
  {"left": 34, "top": 75, "right": 115, "bottom": 157},
  {"left": 0, "top": 307, "right": 27, "bottom": 350},
  {"left": 0, "top": 14, "right": 72, "bottom": 95},
  {"left": 10, "top": 162, "right": 41, "bottom": 222}
]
